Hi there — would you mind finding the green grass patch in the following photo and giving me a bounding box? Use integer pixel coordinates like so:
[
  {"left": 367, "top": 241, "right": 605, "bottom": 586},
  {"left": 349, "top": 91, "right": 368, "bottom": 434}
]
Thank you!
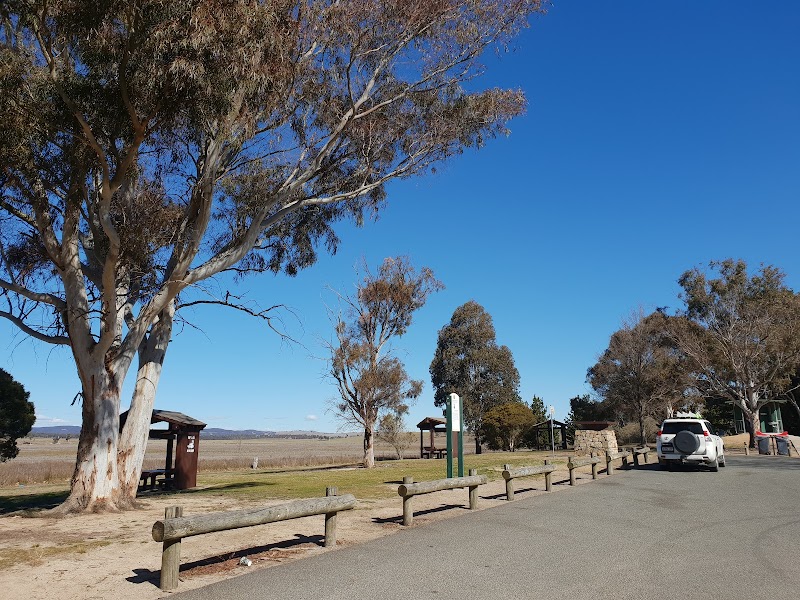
[{"left": 168, "top": 451, "right": 565, "bottom": 502}]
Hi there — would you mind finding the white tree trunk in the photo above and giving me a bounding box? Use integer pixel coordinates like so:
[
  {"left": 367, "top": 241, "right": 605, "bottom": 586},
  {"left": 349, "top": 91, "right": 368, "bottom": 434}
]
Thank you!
[
  {"left": 59, "top": 360, "right": 125, "bottom": 512},
  {"left": 118, "top": 303, "right": 175, "bottom": 501},
  {"left": 742, "top": 388, "right": 762, "bottom": 448},
  {"left": 363, "top": 427, "right": 375, "bottom": 468}
]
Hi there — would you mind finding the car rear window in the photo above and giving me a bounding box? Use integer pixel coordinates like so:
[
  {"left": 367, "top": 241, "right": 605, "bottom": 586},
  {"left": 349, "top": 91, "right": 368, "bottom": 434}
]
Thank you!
[{"left": 662, "top": 421, "right": 704, "bottom": 434}]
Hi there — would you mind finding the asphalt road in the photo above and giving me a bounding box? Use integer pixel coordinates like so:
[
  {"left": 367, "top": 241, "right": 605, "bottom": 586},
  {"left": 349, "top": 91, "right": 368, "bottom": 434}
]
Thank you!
[{"left": 171, "top": 455, "right": 800, "bottom": 600}]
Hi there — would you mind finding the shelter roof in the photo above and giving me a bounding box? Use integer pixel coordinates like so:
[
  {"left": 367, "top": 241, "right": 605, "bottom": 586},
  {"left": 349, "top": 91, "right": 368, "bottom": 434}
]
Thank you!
[
  {"left": 119, "top": 409, "right": 207, "bottom": 430},
  {"left": 531, "top": 419, "right": 568, "bottom": 428},
  {"left": 417, "top": 417, "right": 446, "bottom": 429}
]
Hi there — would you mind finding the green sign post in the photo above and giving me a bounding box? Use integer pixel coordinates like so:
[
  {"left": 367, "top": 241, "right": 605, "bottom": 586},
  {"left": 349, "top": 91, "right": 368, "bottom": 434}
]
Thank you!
[{"left": 446, "top": 393, "right": 464, "bottom": 478}]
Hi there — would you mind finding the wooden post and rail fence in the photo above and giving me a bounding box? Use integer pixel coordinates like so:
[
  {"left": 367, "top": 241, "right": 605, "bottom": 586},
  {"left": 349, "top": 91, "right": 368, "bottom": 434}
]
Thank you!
[
  {"left": 501, "top": 460, "right": 555, "bottom": 501},
  {"left": 152, "top": 488, "right": 356, "bottom": 591},
  {"left": 397, "top": 469, "right": 487, "bottom": 526},
  {"left": 565, "top": 449, "right": 638, "bottom": 485},
  {"left": 604, "top": 449, "right": 632, "bottom": 475},
  {"left": 567, "top": 455, "right": 602, "bottom": 485}
]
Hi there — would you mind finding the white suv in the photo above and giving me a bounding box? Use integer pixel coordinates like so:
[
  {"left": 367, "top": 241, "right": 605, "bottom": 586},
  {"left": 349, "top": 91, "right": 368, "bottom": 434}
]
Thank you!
[{"left": 656, "top": 418, "right": 725, "bottom": 471}]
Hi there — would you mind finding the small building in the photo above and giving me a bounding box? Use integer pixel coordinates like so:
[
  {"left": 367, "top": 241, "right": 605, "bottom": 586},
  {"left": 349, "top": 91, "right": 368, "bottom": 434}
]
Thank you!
[
  {"left": 527, "top": 419, "right": 568, "bottom": 451},
  {"left": 416, "top": 416, "right": 447, "bottom": 459},
  {"left": 120, "top": 409, "right": 207, "bottom": 491},
  {"left": 733, "top": 402, "right": 785, "bottom": 434}
]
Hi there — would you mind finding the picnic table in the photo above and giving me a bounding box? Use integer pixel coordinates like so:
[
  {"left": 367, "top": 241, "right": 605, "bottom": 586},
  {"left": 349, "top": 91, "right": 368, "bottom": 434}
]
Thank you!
[
  {"left": 421, "top": 447, "right": 447, "bottom": 459},
  {"left": 139, "top": 468, "right": 175, "bottom": 491}
]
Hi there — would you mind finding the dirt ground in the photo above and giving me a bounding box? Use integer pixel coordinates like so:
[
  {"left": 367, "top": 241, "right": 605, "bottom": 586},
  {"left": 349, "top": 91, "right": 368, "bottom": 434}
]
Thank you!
[{"left": 0, "top": 465, "right": 596, "bottom": 600}]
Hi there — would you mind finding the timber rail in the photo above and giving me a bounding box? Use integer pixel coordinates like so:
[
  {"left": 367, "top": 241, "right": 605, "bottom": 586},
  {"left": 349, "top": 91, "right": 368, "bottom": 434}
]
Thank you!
[
  {"left": 567, "top": 455, "right": 603, "bottom": 485},
  {"left": 501, "top": 460, "right": 556, "bottom": 500},
  {"left": 605, "top": 450, "right": 633, "bottom": 475},
  {"left": 152, "top": 488, "right": 356, "bottom": 591},
  {"left": 632, "top": 446, "right": 651, "bottom": 466},
  {"left": 398, "top": 469, "right": 487, "bottom": 526}
]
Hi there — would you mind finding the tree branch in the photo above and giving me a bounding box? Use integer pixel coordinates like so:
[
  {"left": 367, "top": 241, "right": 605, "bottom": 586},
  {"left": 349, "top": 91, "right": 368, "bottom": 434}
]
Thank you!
[
  {"left": 0, "top": 310, "right": 70, "bottom": 345},
  {"left": 0, "top": 278, "right": 66, "bottom": 308}
]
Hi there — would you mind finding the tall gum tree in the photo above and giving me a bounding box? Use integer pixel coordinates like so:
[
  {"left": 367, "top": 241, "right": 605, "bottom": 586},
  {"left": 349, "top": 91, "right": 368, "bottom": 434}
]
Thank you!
[
  {"left": 0, "top": 1, "right": 544, "bottom": 512},
  {"left": 328, "top": 257, "right": 442, "bottom": 468},
  {"left": 672, "top": 260, "right": 800, "bottom": 447},
  {"left": 429, "top": 300, "right": 521, "bottom": 453},
  {"left": 588, "top": 310, "right": 688, "bottom": 445}
]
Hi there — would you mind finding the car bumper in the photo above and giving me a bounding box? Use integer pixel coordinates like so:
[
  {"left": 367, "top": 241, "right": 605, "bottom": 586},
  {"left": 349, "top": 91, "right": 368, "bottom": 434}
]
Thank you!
[{"left": 658, "top": 453, "right": 715, "bottom": 463}]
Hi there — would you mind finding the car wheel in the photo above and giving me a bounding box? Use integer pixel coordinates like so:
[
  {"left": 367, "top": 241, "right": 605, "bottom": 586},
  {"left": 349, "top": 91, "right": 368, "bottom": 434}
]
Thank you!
[
  {"left": 719, "top": 453, "right": 726, "bottom": 467},
  {"left": 674, "top": 430, "right": 700, "bottom": 454},
  {"left": 709, "top": 456, "right": 719, "bottom": 472}
]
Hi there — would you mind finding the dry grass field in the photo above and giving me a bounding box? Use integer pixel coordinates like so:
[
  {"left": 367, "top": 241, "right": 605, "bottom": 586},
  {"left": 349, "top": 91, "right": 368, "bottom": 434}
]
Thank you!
[{"left": 0, "top": 431, "right": 467, "bottom": 487}]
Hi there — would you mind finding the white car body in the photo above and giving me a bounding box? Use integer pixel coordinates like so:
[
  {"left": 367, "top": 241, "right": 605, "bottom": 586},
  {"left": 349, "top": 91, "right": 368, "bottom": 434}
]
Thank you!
[{"left": 656, "top": 418, "right": 725, "bottom": 471}]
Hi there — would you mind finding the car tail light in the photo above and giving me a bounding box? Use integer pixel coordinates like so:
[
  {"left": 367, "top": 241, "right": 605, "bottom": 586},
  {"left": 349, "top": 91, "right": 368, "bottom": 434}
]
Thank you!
[
  {"left": 656, "top": 430, "right": 662, "bottom": 437},
  {"left": 703, "top": 431, "right": 710, "bottom": 437}
]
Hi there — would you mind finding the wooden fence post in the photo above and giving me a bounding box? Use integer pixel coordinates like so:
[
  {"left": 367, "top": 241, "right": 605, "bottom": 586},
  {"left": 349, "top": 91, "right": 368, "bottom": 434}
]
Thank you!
[
  {"left": 568, "top": 459, "right": 576, "bottom": 486},
  {"left": 606, "top": 452, "right": 614, "bottom": 476},
  {"left": 503, "top": 464, "right": 514, "bottom": 501},
  {"left": 402, "top": 477, "right": 414, "bottom": 526},
  {"left": 744, "top": 442, "right": 750, "bottom": 456},
  {"left": 591, "top": 454, "right": 598, "bottom": 480},
  {"left": 324, "top": 487, "right": 338, "bottom": 548},
  {"left": 160, "top": 506, "right": 183, "bottom": 591},
  {"left": 543, "top": 459, "right": 552, "bottom": 491},
  {"left": 469, "top": 469, "right": 478, "bottom": 510},
  {"left": 468, "top": 469, "right": 478, "bottom": 510}
]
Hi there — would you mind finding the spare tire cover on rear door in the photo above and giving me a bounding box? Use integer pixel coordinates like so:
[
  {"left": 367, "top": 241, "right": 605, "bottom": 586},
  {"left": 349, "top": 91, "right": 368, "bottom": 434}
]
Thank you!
[{"left": 674, "top": 430, "right": 700, "bottom": 454}]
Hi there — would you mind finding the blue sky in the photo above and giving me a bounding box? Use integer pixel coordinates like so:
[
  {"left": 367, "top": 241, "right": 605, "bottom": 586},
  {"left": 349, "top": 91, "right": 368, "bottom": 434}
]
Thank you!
[{"left": 3, "top": 1, "right": 800, "bottom": 433}]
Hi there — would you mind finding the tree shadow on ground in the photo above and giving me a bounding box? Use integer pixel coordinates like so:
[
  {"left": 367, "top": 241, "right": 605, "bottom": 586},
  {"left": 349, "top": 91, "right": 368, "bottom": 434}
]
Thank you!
[
  {"left": 127, "top": 533, "right": 324, "bottom": 588},
  {"left": 179, "top": 481, "right": 278, "bottom": 494},
  {"left": 0, "top": 481, "right": 281, "bottom": 515},
  {"left": 372, "top": 503, "right": 463, "bottom": 524},
  {"left": 138, "top": 480, "right": 278, "bottom": 500},
  {"left": 0, "top": 489, "right": 69, "bottom": 515}
]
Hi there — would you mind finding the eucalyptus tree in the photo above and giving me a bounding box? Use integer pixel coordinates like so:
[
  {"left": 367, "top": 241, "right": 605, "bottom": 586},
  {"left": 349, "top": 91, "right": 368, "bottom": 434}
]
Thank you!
[
  {"left": 429, "top": 301, "right": 521, "bottom": 452},
  {"left": 588, "top": 310, "right": 688, "bottom": 445},
  {"left": 328, "top": 257, "right": 442, "bottom": 468},
  {"left": 0, "top": 1, "right": 543, "bottom": 511},
  {"left": 671, "top": 260, "right": 800, "bottom": 447},
  {"left": 376, "top": 410, "right": 413, "bottom": 460}
]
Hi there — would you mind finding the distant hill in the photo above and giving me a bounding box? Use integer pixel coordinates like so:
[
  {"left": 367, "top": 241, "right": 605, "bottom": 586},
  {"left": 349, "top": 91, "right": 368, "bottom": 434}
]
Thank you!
[
  {"left": 30, "top": 426, "right": 354, "bottom": 439},
  {"left": 202, "top": 428, "right": 351, "bottom": 440},
  {"left": 30, "top": 426, "right": 81, "bottom": 437}
]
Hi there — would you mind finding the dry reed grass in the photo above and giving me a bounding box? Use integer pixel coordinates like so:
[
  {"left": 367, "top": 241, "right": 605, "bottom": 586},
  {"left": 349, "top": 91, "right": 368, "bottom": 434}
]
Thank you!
[{"left": 0, "top": 436, "right": 428, "bottom": 486}]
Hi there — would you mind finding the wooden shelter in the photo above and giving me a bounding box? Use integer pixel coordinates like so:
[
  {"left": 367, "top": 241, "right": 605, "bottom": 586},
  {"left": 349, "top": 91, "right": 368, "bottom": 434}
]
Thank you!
[
  {"left": 528, "top": 419, "right": 568, "bottom": 451},
  {"left": 120, "top": 409, "right": 207, "bottom": 491},
  {"left": 417, "top": 417, "right": 447, "bottom": 459}
]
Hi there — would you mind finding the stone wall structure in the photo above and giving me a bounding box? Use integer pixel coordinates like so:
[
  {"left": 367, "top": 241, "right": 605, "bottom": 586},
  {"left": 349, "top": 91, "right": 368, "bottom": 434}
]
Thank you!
[{"left": 573, "top": 429, "right": 618, "bottom": 456}]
